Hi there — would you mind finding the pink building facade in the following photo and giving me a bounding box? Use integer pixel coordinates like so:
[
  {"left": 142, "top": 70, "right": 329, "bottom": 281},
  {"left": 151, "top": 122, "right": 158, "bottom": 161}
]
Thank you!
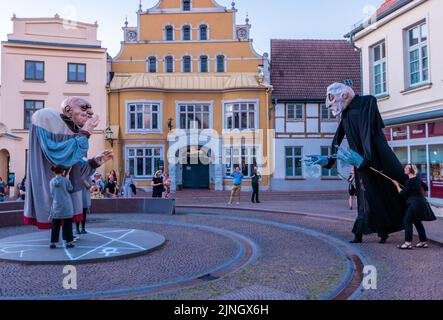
[{"left": 0, "top": 15, "right": 109, "bottom": 196}]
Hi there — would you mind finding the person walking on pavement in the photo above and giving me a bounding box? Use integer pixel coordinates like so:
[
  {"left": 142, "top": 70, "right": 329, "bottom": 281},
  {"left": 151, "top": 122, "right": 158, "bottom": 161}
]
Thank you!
[
  {"left": 392, "top": 164, "right": 437, "bottom": 250},
  {"left": 228, "top": 166, "right": 244, "bottom": 205},
  {"left": 251, "top": 166, "right": 261, "bottom": 204},
  {"left": 348, "top": 167, "right": 357, "bottom": 210}
]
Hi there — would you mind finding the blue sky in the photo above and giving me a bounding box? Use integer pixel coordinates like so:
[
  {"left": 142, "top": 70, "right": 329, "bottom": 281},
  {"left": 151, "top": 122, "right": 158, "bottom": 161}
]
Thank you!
[{"left": 0, "top": 0, "right": 384, "bottom": 57}]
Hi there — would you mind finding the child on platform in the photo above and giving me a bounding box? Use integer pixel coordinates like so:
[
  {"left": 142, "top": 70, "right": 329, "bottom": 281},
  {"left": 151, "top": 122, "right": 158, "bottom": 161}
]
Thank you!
[{"left": 49, "top": 165, "right": 75, "bottom": 249}]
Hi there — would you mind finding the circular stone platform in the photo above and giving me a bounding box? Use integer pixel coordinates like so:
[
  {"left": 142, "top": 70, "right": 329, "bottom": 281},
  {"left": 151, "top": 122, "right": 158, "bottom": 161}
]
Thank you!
[{"left": 0, "top": 228, "right": 166, "bottom": 265}]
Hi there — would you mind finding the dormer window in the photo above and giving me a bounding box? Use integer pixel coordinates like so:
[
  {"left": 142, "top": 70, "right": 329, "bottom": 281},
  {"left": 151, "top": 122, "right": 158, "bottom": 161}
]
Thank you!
[
  {"left": 216, "top": 55, "right": 226, "bottom": 73},
  {"left": 183, "top": 0, "right": 191, "bottom": 11},
  {"left": 200, "top": 55, "right": 209, "bottom": 73},
  {"left": 147, "top": 56, "right": 157, "bottom": 73},
  {"left": 165, "top": 56, "right": 174, "bottom": 73},
  {"left": 200, "top": 25, "right": 208, "bottom": 41},
  {"left": 165, "top": 25, "right": 174, "bottom": 41},
  {"left": 183, "top": 56, "right": 192, "bottom": 73},
  {"left": 183, "top": 25, "right": 191, "bottom": 41}
]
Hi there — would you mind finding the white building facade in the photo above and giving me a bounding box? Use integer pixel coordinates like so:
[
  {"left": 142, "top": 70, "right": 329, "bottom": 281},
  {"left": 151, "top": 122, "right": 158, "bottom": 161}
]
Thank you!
[{"left": 348, "top": 0, "right": 443, "bottom": 204}]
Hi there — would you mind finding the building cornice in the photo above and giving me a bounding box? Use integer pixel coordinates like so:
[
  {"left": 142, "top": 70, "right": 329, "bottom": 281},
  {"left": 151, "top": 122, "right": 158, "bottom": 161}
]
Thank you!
[
  {"left": 346, "top": 0, "right": 427, "bottom": 41},
  {"left": 11, "top": 16, "right": 99, "bottom": 28},
  {"left": 4, "top": 39, "right": 106, "bottom": 51}
]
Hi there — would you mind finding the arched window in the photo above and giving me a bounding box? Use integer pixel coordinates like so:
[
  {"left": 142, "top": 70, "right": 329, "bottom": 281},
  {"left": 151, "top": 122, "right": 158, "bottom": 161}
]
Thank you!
[
  {"left": 147, "top": 56, "right": 157, "bottom": 73},
  {"left": 182, "top": 25, "right": 191, "bottom": 41},
  {"left": 200, "top": 55, "right": 209, "bottom": 73},
  {"left": 199, "top": 25, "right": 208, "bottom": 41},
  {"left": 183, "top": 56, "right": 192, "bottom": 73},
  {"left": 183, "top": 0, "right": 191, "bottom": 11},
  {"left": 165, "top": 56, "right": 174, "bottom": 73},
  {"left": 216, "top": 55, "right": 225, "bottom": 73},
  {"left": 165, "top": 25, "right": 174, "bottom": 41}
]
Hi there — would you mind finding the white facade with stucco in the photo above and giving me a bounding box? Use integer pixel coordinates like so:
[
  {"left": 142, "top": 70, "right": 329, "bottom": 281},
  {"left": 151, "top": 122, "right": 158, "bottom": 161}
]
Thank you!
[
  {"left": 0, "top": 16, "right": 108, "bottom": 196},
  {"left": 350, "top": 0, "right": 443, "bottom": 203}
]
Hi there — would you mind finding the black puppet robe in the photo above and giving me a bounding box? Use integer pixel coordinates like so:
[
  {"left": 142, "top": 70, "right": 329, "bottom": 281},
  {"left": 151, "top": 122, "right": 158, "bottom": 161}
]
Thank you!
[{"left": 328, "top": 95, "right": 408, "bottom": 236}]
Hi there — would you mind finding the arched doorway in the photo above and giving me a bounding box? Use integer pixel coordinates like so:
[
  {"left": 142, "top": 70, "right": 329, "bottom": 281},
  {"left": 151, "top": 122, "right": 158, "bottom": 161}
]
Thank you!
[
  {"left": 0, "top": 149, "right": 10, "bottom": 183},
  {"left": 181, "top": 145, "right": 210, "bottom": 189}
]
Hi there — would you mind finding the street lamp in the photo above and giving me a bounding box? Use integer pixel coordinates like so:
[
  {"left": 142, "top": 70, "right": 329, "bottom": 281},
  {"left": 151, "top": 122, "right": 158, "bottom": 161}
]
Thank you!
[
  {"left": 168, "top": 118, "right": 174, "bottom": 132},
  {"left": 105, "top": 127, "right": 115, "bottom": 147}
]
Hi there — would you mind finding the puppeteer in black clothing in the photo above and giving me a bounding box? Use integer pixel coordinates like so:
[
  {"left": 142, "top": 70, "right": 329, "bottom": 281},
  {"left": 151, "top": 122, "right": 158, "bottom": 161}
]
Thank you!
[
  {"left": 400, "top": 177, "right": 436, "bottom": 223},
  {"left": 327, "top": 94, "right": 408, "bottom": 241}
]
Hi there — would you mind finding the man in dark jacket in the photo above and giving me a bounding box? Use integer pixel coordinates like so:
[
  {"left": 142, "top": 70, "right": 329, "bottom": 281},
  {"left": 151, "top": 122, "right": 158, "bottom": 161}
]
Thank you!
[{"left": 306, "top": 83, "right": 408, "bottom": 243}]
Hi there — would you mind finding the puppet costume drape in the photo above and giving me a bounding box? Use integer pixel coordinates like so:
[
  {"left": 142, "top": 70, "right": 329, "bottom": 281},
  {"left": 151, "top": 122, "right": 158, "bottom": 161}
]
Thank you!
[
  {"left": 328, "top": 95, "right": 408, "bottom": 236},
  {"left": 24, "top": 108, "right": 99, "bottom": 229}
]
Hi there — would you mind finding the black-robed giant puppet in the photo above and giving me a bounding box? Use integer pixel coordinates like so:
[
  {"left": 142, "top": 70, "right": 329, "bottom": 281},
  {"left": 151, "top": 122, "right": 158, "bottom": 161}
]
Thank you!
[{"left": 306, "top": 83, "right": 408, "bottom": 243}]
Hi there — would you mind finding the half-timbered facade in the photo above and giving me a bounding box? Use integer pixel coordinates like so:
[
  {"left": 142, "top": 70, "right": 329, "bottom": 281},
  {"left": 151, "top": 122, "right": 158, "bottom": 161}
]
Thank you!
[{"left": 270, "top": 40, "right": 361, "bottom": 191}]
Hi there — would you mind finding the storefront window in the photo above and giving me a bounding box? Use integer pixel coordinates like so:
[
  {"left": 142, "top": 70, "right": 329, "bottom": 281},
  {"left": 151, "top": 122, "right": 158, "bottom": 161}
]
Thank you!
[
  {"left": 429, "top": 144, "right": 443, "bottom": 199},
  {"left": 410, "top": 124, "right": 426, "bottom": 139},
  {"left": 411, "top": 145, "right": 428, "bottom": 196},
  {"left": 428, "top": 120, "right": 443, "bottom": 137},
  {"left": 383, "top": 128, "right": 392, "bottom": 141},
  {"left": 393, "top": 147, "right": 408, "bottom": 165},
  {"left": 392, "top": 126, "right": 408, "bottom": 140}
]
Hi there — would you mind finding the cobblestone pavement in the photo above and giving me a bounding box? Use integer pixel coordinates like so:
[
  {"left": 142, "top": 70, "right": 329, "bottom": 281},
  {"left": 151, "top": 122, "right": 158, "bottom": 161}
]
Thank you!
[{"left": 0, "top": 197, "right": 442, "bottom": 300}]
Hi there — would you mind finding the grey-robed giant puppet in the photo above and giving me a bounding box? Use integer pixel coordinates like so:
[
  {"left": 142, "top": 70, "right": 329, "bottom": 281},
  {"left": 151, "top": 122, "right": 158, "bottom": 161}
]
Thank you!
[
  {"left": 306, "top": 83, "right": 408, "bottom": 241},
  {"left": 24, "top": 97, "right": 113, "bottom": 229}
]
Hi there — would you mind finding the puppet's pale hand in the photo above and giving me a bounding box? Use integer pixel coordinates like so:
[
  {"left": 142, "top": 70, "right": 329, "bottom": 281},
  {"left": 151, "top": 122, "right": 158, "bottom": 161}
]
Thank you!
[
  {"left": 335, "top": 146, "right": 365, "bottom": 169},
  {"left": 304, "top": 155, "right": 329, "bottom": 167},
  {"left": 83, "top": 115, "right": 100, "bottom": 134},
  {"left": 95, "top": 150, "right": 114, "bottom": 166}
]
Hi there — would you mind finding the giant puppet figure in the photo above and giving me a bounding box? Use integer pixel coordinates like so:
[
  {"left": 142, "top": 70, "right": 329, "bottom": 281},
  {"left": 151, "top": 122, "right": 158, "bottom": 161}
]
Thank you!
[
  {"left": 306, "top": 83, "right": 408, "bottom": 243},
  {"left": 24, "top": 97, "right": 113, "bottom": 229}
]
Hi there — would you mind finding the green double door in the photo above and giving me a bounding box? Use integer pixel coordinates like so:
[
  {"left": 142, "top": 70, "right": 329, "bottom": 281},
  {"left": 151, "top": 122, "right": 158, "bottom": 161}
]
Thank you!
[{"left": 183, "top": 163, "right": 210, "bottom": 189}]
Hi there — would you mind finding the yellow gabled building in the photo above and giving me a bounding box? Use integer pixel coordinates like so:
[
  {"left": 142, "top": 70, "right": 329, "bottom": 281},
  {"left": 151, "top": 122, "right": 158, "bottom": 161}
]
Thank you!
[{"left": 108, "top": 0, "right": 273, "bottom": 192}]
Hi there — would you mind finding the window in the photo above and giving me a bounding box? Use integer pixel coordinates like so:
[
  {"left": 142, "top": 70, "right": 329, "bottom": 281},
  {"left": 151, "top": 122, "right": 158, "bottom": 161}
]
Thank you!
[
  {"left": 147, "top": 57, "right": 157, "bottom": 73},
  {"left": 393, "top": 147, "right": 408, "bottom": 165},
  {"left": 67, "top": 63, "right": 86, "bottom": 82},
  {"left": 127, "top": 103, "right": 161, "bottom": 132},
  {"left": 165, "top": 25, "right": 174, "bottom": 41},
  {"left": 408, "top": 22, "right": 428, "bottom": 86},
  {"left": 225, "top": 103, "right": 257, "bottom": 130},
  {"left": 183, "top": 0, "right": 191, "bottom": 11},
  {"left": 429, "top": 145, "right": 443, "bottom": 199},
  {"left": 25, "top": 61, "right": 44, "bottom": 81},
  {"left": 183, "top": 56, "right": 192, "bottom": 72},
  {"left": 216, "top": 55, "right": 225, "bottom": 72},
  {"left": 127, "top": 147, "right": 163, "bottom": 178},
  {"left": 200, "top": 55, "right": 209, "bottom": 73},
  {"left": 372, "top": 42, "right": 387, "bottom": 95},
  {"left": 165, "top": 56, "right": 174, "bottom": 73},
  {"left": 224, "top": 146, "right": 257, "bottom": 177},
  {"left": 320, "top": 104, "right": 335, "bottom": 121},
  {"left": 411, "top": 145, "right": 428, "bottom": 191},
  {"left": 24, "top": 100, "right": 44, "bottom": 130},
  {"left": 183, "top": 25, "right": 191, "bottom": 41},
  {"left": 287, "top": 104, "right": 304, "bottom": 121},
  {"left": 285, "top": 147, "right": 303, "bottom": 177},
  {"left": 321, "top": 147, "right": 338, "bottom": 177},
  {"left": 179, "top": 104, "right": 210, "bottom": 129},
  {"left": 200, "top": 25, "right": 208, "bottom": 40}
]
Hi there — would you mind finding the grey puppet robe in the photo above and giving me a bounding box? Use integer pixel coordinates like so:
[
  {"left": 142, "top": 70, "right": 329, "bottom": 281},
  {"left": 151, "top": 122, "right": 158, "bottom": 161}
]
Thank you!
[{"left": 24, "top": 108, "right": 100, "bottom": 229}]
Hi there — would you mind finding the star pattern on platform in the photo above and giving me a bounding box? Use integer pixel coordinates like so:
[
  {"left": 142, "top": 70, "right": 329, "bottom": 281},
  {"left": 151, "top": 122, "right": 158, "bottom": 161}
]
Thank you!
[{"left": 0, "top": 229, "right": 152, "bottom": 262}]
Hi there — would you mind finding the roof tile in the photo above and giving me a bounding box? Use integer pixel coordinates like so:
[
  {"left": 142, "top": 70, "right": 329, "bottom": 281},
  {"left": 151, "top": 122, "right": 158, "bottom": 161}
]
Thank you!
[{"left": 271, "top": 39, "right": 361, "bottom": 101}]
